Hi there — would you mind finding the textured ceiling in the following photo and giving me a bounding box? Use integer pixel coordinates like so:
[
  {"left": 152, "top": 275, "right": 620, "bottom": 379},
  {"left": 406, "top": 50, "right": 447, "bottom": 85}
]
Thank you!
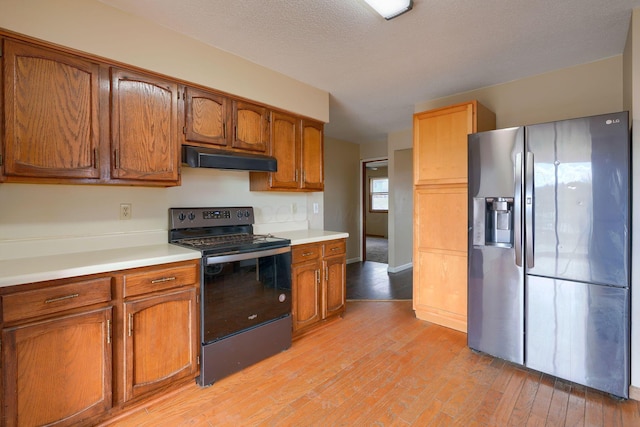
[{"left": 98, "top": 0, "right": 640, "bottom": 144}]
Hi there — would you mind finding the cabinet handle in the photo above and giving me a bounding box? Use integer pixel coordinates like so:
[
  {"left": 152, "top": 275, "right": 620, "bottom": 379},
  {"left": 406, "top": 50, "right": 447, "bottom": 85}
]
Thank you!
[
  {"left": 151, "top": 276, "right": 176, "bottom": 284},
  {"left": 128, "top": 313, "right": 133, "bottom": 337},
  {"left": 45, "top": 293, "right": 79, "bottom": 304},
  {"left": 106, "top": 319, "right": 112, "bottom": 344},
  {"left": 302, "top": 252, "right": 314, "bottom": 257},
  {"left": 330, "top": 247, "right": 340, "bottom": 252}
]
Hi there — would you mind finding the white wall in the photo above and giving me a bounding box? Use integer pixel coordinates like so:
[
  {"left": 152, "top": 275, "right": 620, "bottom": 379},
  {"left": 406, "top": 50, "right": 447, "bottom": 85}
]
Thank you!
[
  {"left": 323, "top": 137, "right": 360, "bottom": 262},
  {"left": 415, "top": 56, "right": 623, "bottom": 126},
  {"left": 0, "top": 0, "right": 329, "bottom": 258},
  {"left": 360, "top": 141, "right": 388, "bottom": 160},
  {"left": 387, "top": 129, "right": 414, "bottom": 272}
]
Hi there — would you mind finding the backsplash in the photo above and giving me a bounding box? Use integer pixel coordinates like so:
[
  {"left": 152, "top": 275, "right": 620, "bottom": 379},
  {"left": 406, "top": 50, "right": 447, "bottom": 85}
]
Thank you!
[{"left": 0, "top": 167, "right": 323, "bottom": 259}]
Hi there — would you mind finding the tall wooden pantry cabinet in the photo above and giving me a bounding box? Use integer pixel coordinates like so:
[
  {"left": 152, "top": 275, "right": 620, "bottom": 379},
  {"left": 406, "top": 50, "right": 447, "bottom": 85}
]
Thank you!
[{"left": 413, "top": 101, "right": 495, "bottom": 332}]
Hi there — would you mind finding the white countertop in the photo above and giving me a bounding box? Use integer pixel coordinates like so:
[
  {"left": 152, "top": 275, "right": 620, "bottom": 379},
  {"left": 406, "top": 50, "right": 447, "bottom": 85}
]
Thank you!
[
  {"left": 0, "top": 230, "right": 348, "bottom": 288},
  {"left": 273, "top": 229, "right": 349, "bottom": 246},
  {"left": 0, "top": 244, "right": 201, "bottom": 288}
]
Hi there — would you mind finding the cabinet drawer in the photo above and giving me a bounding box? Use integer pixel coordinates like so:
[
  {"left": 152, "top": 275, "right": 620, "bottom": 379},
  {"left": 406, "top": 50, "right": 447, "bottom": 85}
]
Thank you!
[
  {"left": 323, "top": 239, "right": 346, "bottom": 257},
  {"left": 123, "top": 263, "right": 198, "bottom": 297},
  {"left": 292, "top": 243, "right": 321, "bottom": 264},
  {"left": 2, "top": 277, "right": 112, "bottom": 322}
]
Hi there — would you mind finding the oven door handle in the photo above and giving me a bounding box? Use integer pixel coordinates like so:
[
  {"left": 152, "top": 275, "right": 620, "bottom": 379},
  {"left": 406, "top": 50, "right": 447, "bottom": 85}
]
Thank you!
[{"left": 205, "top": 246, "right": 291, "bottom": 265}]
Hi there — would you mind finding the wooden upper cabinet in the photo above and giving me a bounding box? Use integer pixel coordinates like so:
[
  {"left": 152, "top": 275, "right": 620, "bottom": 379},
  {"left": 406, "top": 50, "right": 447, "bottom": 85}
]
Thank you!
[
  {"left": 2, "top": 39, "right": 101, "bottom": 180},
  {"left": 413, "top": 100, "right": 495, "bottom": 186},
  {"left": 110, "top": 68, "right": 180, "bottom": 183},
  {"left": 300, "top": 119, "right": 324, "bottom": 191},
  {"left": 249, "top": 116, "right": 324, "bottom": 192},
  {"left": 268, "top": 111, "right": 299, "bottom": 189},
  {"left": 183, "top": 86, "right": 231, "bottom": 147},
  {"left": 232, "top": 100, "right": 269, "bottom": 153}
]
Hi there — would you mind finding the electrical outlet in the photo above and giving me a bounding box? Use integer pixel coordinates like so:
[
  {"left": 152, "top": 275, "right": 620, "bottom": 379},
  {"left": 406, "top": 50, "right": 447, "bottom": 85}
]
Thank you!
[{"left": 120, "top": 203, "right": 132, "bottom": 220}]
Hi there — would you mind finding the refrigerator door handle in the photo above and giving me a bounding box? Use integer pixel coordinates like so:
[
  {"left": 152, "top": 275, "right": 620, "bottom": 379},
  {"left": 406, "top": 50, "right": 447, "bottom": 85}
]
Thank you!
[
  {"left": 514, "top": 152, "right": 522, "bottom": 267},
  {"left": 525, "top": 151, "right": 534, "bottom": 268}
]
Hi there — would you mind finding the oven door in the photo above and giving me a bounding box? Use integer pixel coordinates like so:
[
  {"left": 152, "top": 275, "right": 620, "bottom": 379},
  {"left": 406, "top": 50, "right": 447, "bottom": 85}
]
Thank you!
[{"left": 202, "top": 246, "right": 291, "bottom": 344}]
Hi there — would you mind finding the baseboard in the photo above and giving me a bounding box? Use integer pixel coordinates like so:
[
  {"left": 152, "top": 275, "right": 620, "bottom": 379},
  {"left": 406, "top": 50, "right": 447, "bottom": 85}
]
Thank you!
[
  {"left": 388, "top": 262, "right": 412, "bottom": 273},
  {"left": 630, "top": 385, "right": 640, "bottom": 401},
  {"left": 347, "top": 257, "right": 361, "bottom": 264}
]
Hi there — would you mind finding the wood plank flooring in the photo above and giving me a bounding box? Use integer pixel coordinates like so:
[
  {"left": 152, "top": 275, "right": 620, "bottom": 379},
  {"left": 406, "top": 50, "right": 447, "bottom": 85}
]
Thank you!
[{"left": 104, "top": 301, "right": 639, "bottom": 426}]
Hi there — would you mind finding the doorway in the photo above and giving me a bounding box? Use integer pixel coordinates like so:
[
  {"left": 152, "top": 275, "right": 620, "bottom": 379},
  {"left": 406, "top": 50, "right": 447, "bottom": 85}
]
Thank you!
[{"left": 362, "top": 159, "right": 388, "bottom": 264}]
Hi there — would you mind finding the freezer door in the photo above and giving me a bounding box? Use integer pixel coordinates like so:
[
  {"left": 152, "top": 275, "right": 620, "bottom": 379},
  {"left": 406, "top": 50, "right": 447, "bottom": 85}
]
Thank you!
[
  {"left": 526, "top": 276, "right": 629, "bottom": 398},
  {"left": 525, "top": 112, "right": 630, "bottom": 287},
  {"left": 468, "top": 127, "right": 524, "bottom": 364}
]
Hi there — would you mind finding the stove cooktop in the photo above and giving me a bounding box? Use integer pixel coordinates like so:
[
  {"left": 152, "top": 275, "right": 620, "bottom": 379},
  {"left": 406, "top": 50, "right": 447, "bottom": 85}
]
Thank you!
[{"left": 168, "top": 207, "right": 290, "bottom": 256}]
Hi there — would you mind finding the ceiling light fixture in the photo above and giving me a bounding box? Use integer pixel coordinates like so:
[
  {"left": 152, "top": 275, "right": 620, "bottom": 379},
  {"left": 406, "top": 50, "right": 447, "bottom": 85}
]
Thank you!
[{"left": 363, "top": 0, "right": 413, "bottom": 20}]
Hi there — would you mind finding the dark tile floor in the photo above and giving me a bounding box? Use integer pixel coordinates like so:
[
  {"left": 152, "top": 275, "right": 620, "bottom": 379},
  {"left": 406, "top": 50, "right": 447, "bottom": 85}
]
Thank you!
[{"left": 346, "top": 261, "right": 413, "bottom": 300}]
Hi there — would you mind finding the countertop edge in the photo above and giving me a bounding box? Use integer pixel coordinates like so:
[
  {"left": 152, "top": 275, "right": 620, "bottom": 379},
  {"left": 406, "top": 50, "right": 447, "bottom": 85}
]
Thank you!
[
  {"left": 273, "top": 230, "right": 349, "bottom": 246},
  {"left": 0, "top": 244, "right": 202, "bottom": 288}
]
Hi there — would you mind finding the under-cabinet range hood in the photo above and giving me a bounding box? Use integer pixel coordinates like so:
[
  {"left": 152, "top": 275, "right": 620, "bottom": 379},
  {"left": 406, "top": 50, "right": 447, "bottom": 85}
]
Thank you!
[{"left": 182, "top": 145, "right": 277, "bottom": 172}]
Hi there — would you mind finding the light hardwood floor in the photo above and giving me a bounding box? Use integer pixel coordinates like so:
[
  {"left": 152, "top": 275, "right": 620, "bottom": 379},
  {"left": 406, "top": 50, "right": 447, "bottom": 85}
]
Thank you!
[{"left": 105, "top": 301, "right": 640, "bottom": 426}]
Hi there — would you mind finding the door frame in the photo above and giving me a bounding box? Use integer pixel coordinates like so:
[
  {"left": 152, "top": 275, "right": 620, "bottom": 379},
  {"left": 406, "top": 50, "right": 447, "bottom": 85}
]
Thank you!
[{"left": 360, "top": 157, "right": 388, "bottom": 262}]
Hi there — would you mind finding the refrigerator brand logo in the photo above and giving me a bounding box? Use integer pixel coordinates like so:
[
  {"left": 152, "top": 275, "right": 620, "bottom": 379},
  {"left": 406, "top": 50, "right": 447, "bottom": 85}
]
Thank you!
[{"left": 606, "top": 119, "right": 621, "bottom": 125}]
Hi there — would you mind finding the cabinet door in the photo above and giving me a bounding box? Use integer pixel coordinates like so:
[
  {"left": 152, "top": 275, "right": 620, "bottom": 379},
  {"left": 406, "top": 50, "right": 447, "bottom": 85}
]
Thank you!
[
  {"left": 300, "top": 120, "right": 324, "bottom": 190},
  {"left": 413, "top": 186, "right": 468, "bottom": 332},
  {"left": 2, "top": 39, "right": 101, "bottom": 180},
  {"left": 413, "top": 102, "right": 474, "bottom": 186},
  {"left": 110, "top": 68, "right": 179, "bottom": 183},
  {"left": 291, "top": 260, "right": 321, "bottom": 331},
  {"left": 183, "top": 86, "right": 230, "bottom": 147},
  {"left": 269, "top": 111, "right": 299, "bottom": 189},
  {"left": 323, "top": 254, "right": 346, "bottom": 319},
  {"left": 232, "top": 100, "right": 269, "bottom": 153},
  {"left": 123, "top": 287, "right": 198, "bottom": 402},
  {"left": 2, "top": 307, "right": 112, "bottom": 427}
]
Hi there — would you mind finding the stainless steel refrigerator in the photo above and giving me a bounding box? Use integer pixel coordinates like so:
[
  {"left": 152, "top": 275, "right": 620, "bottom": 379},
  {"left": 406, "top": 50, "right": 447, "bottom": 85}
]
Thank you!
[{"left": 467, "top": 111, "right": 630, "bottom": 398}]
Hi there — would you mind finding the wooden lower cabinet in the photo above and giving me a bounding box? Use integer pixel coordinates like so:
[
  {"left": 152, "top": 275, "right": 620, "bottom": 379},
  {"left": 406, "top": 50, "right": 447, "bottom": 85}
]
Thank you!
[
  {"left": 0, "top": 259, "right": 200, "bottom": 426},
  {"left": 123, "top": 287, "right": 199, "bottom": 402},
  {"left": 291, "top": 239, "right": 346, "bottom": 336},
  {"left": 291, "top": 257, "right": 322, "bottom": 331},
  {"left": 2, "top": 307, "right": 112, "bottom": 427},
  {"left": 413, "top": 185, "right": 468, "bottom": 332}
]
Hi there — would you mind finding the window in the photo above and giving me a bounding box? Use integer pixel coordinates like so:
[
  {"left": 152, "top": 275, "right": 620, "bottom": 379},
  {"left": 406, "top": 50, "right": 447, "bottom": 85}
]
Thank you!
[{"left": 369, "top": 177, "right": 388, "bottom": 212}]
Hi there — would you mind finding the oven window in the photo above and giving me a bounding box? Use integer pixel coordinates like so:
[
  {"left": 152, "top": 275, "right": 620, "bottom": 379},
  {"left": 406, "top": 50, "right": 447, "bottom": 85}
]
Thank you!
[{"left": 202, "top": 251, "right": 291, "bottom": 343}]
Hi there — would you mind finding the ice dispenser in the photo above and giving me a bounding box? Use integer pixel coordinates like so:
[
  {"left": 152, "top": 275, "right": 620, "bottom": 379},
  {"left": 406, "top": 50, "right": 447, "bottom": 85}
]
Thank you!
[{"left": 472, "top": 197, "right": 514, "bottom": 247}]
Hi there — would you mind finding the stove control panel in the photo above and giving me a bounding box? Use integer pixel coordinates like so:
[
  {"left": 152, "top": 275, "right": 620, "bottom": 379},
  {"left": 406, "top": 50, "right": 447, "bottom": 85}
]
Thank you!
[{"left": 169, "top": 207, "right": 254, "bottom": 229}]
